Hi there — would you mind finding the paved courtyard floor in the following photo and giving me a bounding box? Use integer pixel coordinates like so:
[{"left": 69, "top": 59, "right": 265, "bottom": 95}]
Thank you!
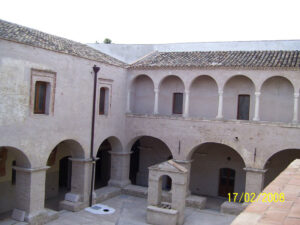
[{"left": 46, "top": 195, "right": 236, "bottom": 225}]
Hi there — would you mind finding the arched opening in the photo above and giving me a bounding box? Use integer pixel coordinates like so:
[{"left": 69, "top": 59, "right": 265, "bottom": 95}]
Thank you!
[
  {"left": 223, "top": 75, "right": 255, "bottom": 120},
  {"left": 0, "top": 146, "right": 30, "bottom": 218},
  {"left": 260, "top": 76, "right": 294, "bottom": 123},
  {"left": 189, "top": 75, "right": 218, "bottom": 119},
  {"left": 130, "top": 75, "right": 155, "bottom": 114},
  {"left": 129, "top": 136, "right": 173, "bottom": 187},
  {"left": 158, "top": 75, "right": 185, "bottom": 116},
  {"left": 189, "top": 143, "right": 245, "bottom": 210},
  {"left": 94, "top": 139, "right": 111, "bottom": 189},
  {"left": 159, "top": 175, "right": 172, "bottom": 206},
  {"left": 44, "top": 140, "right": 84, "bottom": 211},
  {"left": 264, "top": 149, "right": 300, "bottom": 187}
]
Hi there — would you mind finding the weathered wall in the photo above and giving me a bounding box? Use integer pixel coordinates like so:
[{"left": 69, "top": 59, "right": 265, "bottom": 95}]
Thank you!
[{"left": 0, "top": 39, "right": 127, "bottom": 168}]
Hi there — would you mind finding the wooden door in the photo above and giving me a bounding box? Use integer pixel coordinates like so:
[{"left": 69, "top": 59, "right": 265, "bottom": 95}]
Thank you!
[{"left": 218, "top": 168, "right": 235, "bottom": 197}]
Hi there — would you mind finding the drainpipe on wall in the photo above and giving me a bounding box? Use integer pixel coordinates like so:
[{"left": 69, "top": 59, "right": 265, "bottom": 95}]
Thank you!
[{"left": 89, "top": 65, "right": 100, "bottom": 207}]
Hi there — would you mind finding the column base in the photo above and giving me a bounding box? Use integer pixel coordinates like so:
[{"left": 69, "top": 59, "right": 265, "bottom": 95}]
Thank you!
[
  {"left": 22, "top": 208, "right": 58, "bottom": 225},
  {"left": 108, "top": 179, "right": 131, "bottom": 188},
  {"left": 60, "top": 200, "right": 89, "bottom": 212}
]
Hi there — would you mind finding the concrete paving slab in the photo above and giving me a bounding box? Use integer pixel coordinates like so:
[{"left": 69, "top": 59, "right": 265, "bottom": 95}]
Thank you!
[{"left": 46, "top": 194, "right": 236, "bottom": 225}]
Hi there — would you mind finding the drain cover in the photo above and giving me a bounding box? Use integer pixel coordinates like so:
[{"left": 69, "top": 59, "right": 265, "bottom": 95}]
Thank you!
[{"left": 85, "top": 204, "right": 115, "bottom": 215}]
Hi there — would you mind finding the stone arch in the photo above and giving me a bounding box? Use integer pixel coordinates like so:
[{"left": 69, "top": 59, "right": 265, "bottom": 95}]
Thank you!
[
  {"left": 0, "top": 146, "right": 31, "bottom": 214},
  {"left": 186, "top": 141, "right": 245, "bottom": 163},
  {"left": 260, "top": 76, "right": 294, "bottom": 123},
  {"left": 44, "top": 139, "right": 85, "bottom": 211},
  {"left": 0, "top": 146, "right": 31, "bottom": 168},
  {"left": 188, "top": 142, "right": 246, "bottom": 199},
  {"left": 94, "top": 137, "right": 123, "bottom": 189},
  {"left": 263, "top": 149, "right": 300, "bottom": 187},
  {"left": 126, "top": 135, "right": 173, "bottom": 155},
  {"left": 130, "top": 74, "right": 155, "bottom": 114},
  {"left": 158, "top": 75, "right": 185, "bottom": 115},
  {"left": 128, "top": 135, "right": 173, "bottom": 186},
  {"left": 45, "top": 139, "right": 85, "bottom": 165},
  {"left": 223, "top": 75, "right": 255, "bottom": 120},
  {"left": 189, "top": 75, "right": 219, "bottom": 118}
]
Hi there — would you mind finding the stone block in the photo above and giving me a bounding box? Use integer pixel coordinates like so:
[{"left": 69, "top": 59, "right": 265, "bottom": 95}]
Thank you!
[
  {"left": 147, "top": 205, "right": 178, "bottom": 225},
  {"left": 220, "top": 201, "right": 246, "bottom": 215},
  {"left": 186, "top": 195, "right": 207, "bottom": 209}
]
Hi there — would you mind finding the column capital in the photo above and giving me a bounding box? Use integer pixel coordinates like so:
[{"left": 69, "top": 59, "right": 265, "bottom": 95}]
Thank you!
[
  {"left": 154, "top": 88, "right": 159, "bottom": 93},
  {"left": 294, "top": 93, "right": 300, "bottom": 98},
  {"left": 255, "top": 92, "right": 261, "bottom": 96},
  {"left": 184, "top": 90, "right": 190, "bottom": 94},
  {"left": 69, "top": 157, "right": 93, "bottom": 163},
  {"left": 173, "top": 159, "right": 193, "bottom": 164},
  {"left": 244, "top": 167, "right": 267, "bottom": 174},
  {"left": 218, "top": 90, "right": 223, "bottom": 95},
  {"left": 109, "top": 151, "right": 132, "bottom": 156},
  {"left": 13, "top": 166, "right": 50, "bottom": 173}
]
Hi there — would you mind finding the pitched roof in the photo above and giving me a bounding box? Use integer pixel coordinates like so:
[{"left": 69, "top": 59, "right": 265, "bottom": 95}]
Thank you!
[
  {"left": 129, "top": 51, "right": 300, "bottom": 69},
  {"left": 0, "top": 19, "right": 125, "bottom": 67}
]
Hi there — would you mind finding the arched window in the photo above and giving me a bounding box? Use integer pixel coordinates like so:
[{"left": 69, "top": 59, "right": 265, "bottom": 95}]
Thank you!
[{"left": 99, "top": 87, "right": 109, "bottom": 115}]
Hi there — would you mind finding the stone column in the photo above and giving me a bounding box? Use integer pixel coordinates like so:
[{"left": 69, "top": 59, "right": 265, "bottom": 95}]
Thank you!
[
  {"left": 60, "top": 158, "right": 93, "bottom": 211},
  {"left": 126, "top": 89, "right": 131, "bottom": 113},
  {"left": 293, "top": 93, "right": 299, "bottom": 123},
  {"left": 108, "top": 151, "right": 131, "bottom": 188},
  {"left": 154, "top": 88, "right": 159, "bottom": 115},
  {"left": 174, "top": 159, "right": 192, "bottom": 196},
  {"left": 216, "top": 90, "right": 224, "bottom": 119},
  {"left": 171, "top": 183, "right": 187, "bottom": 225},
  {"left": 253, "top": 92, "right": 261, "bottom": 121},
  {"left": 244, "top": 167, "right": 267, "bottom": 196},
  {"left": 14, "top": 166, "right": 49, "bottom": 224},
  {"left": 183, "top": 90, "right": 190, "bottom": 118}
]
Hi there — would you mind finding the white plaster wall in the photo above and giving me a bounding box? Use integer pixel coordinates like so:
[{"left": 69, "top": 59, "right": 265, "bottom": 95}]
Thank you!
[
  {"left": 190, "top": 143, "right": 246, "bottom": 197},
  {"left": 223, "top": 76, "right": 255, "bottom": 120},
  {"left": 158, "top": 76, "right": 185, "bottom": 115},
  {"left": 131, "top": 75, "right": 154, "bottom": 114},
  {"left": 260, "top": 77, "right": 294, "bottom": 123},
  {"left": 189, "top": 76, "right": 218, "bottom": 118}
]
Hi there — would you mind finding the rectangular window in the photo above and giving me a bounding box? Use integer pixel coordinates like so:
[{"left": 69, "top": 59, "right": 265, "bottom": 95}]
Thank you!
[
  {"left": 237, "top": 95, "right": 250, "bottom": 120},
  {"left": 34, "top": 81, "right": 48, "bottom": 114},
  {"left": 99, "top": 87, "right": 109, "bottom": 115},
  {"left": 172, "top": 93, "right": 183, "bottom": 114}
]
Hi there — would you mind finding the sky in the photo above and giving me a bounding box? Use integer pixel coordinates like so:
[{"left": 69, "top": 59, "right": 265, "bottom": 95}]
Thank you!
[{"left": 1, "top": 0, "right": 300, "bottom": 44}]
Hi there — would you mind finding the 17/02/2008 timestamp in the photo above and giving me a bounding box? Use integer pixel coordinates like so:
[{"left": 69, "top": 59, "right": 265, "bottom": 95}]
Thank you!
[{"left": 228, "top": 192, "right": 285, "bottom": 203}]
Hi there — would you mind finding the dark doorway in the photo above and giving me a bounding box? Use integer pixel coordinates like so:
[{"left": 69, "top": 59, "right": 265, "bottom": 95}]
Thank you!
[
  {"left": 59, "top": 156, "right": 71, "bottom": 191},
  {"left": 173, "top": 93, "right": 183, "bottom": 114},
  {"left": 95, "top": 140, "right": 111, "bottom": 189},
  {"left": 218, "top": 168, "right": 235, "bottom": 197},
  {"left": 237, "top": 95, "right": 250, "bottom": 120},
  {"left": 129, "top": 140, "right": 140, "bottom": 185}
]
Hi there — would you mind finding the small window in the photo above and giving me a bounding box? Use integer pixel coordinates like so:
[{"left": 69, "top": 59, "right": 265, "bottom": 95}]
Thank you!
[
  {"left": 12, "top": 160, "right": 16, "bottom": 185},
  {"left": 172, "top": 93, "right": 183, "bottom": 114},
  {"left": 237, "top": 95, "right": 250, "bottom": 120},
  {"left": 99, "top": 87, "right": 109, "bottom": 115},
  {"left": 34, "top": 81, "right": 50, "bottom": 114}
]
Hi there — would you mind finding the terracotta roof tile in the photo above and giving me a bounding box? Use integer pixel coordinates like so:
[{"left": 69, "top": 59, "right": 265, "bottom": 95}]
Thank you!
[
  {"left": 0, "top": 19, "right": 126, "bottom": 67},
  {"left": 130, "top": 51, "right": 300, "bottom": 69}
]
